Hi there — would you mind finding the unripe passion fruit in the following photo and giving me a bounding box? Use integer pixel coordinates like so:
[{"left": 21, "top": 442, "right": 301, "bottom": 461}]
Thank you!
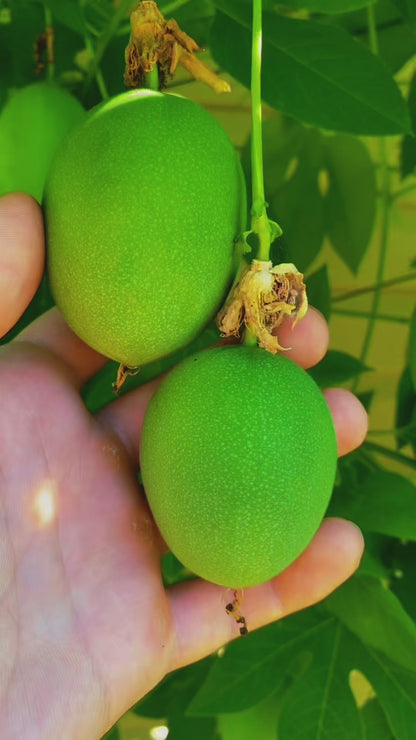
[
  {"left": 140, "top": 345, "right": 337, "bottom": 588},
  {"left": 44, "top": 90, "right": 246, "bottom": 367},
  {"left": 0, "top": 83, "right": 85, "bottom": 202}
]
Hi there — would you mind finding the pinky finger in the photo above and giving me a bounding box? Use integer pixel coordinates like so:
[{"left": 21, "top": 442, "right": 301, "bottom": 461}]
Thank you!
[{"left": 167, "top": 518, "right": 364, "bottom": 672}]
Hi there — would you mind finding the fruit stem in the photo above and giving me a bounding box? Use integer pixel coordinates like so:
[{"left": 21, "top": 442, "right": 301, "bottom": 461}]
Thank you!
[
  {"left": 144, "top": 64, "right": 160, "bottom": 91},
  {"left": 249, "top": 0, "right": 281, "bottom": 263}
]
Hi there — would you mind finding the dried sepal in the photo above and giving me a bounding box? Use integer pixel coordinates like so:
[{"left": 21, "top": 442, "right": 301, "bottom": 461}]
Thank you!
[
  {"left": 125, "top": 1, "right": 230, "bottom": 93},
  {"left": 217, "top": 260, "right": 308, "bottom": 354},
  {"left": 112, "top": 363, "right": 141, "bottom": 395}
]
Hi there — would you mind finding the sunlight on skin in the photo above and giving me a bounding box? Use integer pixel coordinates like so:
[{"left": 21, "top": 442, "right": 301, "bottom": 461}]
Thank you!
[{"left": 32, "top": 479, "right": 58, "bottom": 528}]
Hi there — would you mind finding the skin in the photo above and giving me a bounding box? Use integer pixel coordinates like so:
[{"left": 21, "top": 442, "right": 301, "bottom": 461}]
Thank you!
[{"left": 0, "top": 193, "right": 368, "bottom": 739}]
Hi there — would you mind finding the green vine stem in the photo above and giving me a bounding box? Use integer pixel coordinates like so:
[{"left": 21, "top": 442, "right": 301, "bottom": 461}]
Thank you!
[
  {"left": 332, "top": 308, "right": 410, "bottom": 325},
  {"left": 391, "top": 181, "right": 416, "bottom": 201},
  {"left": 352, "top": 5, "right": 392, "bottom": 392},
  {"left": 250, "top": 0, "right": 268, "bottom": 261},
  {"left": 364, "top": 441, "right": 416, "bottom": 471},
  {"left": 84, "top": 33, "right": 109, "bottom": 100},
  {"left": 333, "top": 272, "right": 416, "bottom": 303},
  {"left": 249, "top": 0, "right": 281, "bottom": 262},
  {"left": 159, "top": 0, "right": 191, "bottom": 15},
  {"left": 82, "top": 0, "right": 133, "bottom": 97},
  {"left": 144, "top": 64, "right": 160, "bottom": 91}
]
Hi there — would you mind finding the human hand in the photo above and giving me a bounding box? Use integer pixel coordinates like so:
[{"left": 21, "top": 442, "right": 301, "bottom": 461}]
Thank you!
[{"left": 0, "top": 193, "right": 367, "bottom": 740}]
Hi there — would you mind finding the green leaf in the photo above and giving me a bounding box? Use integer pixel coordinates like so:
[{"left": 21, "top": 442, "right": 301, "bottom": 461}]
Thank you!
[
  {"left": 353, "top": 643, "right": 416, "bottom": 737},
  {"left": 409, "top": 306, "right": 416, "bottom": 389},
  {"left": 390, "top": 542, "right": 416, "bottom": 622},
  {"left": 392, "top": 0, "right": 416, "bottom": 28},
  {"left": 162, "top": 551, "right": 195, "bottom": 585},
  {"left": 0, "top": 274, "right": 54, "bottom": 345},
  {"left": 211, "top": 3, "right": 411, "bottom": 134},
  {"left": 305, "top": 264, "right": 331, "bottom": 320},
  {"left": 400, "top": 134, "right": 416, "bottom": 179},
  {"left": 268, "top": 127, "right": 325, "bottom": 270},
  {"left": 0, "top": 83, "right": 85, "bottom": 202},
  {"left": 190, "top": 608, "right": 416, "bottom": 736},
  {"left": 277, "top": 0, "right": 376, "bottom": 11},
  {"left": 400, "top": 75, "right": 416, "bottom": 178},
  {"left": 168, "top": 715, "right": 220, "bottom": 740},
  {"left": 325, "top": 574, "right": 416, "bottom": 672},
  {"left": 308, "top": 350, "right": 370, "bottom": 387},
  {"left": 43, "top": 0, "right": 86, "bottom": 34},
  {"left": 134, "top": 657, "right": 215, "bottom": 718},
  {"left": 331, "top": 3, "right": 416, "bottom": 73},
  {"left": 242, "top": 116, "right": 306, "bottom": 205},
  {"left": 217, "top": 691, "right": 281, "bottom": 740},
  {"left": 323, "top": 133, "right": 376, "bottom": 274},
  {"left": 169, "top": 0, "right": 216, "bottom": 47},
  {"left": 361, "top": 699, "right": 394, "bottom": 739},
  {"left": 328, "top": 470, "right": 416, "bottom": 541},
  {"left": 278, "top": 620, "right": 416, "bottom": 739},
  {"left": 102, "top": 724, "right": 120, "bottom": 740},
  {"left": 359, "top": 536, "right": 391, "bottom": 581},
  {"left": 188, "top": 610, "right": 320, "bottom": 714},
  {"left": 82, "top": 322, "right": 220, "bottom": 413},
  {"left": 278, "top": 620, "right": 364, "bottom": 740},
  {"left": 1, "top": 0, "right": 43, "bottom": 90},
  {"left": 395, "top": 365, "right": 416, "bottom": 452}
]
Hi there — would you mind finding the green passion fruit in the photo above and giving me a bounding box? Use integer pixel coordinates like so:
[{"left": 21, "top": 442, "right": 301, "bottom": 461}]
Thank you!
[
  {"left": 0, "top": 83, "right": 85, "bottom": 202},
  {"left": 140, "top": 345, "right": 338, "bottom": 588},
  {"left": 44, "top": 90, "right": 246, "bottom": 367}
]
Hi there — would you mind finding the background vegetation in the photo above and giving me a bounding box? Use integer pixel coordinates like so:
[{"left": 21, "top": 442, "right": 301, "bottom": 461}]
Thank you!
[{"left": 1, "top": 0, "right": 416, "bottom": 738}]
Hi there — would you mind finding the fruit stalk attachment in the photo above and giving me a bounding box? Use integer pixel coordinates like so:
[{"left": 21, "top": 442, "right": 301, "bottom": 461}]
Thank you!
[
  {"left": 112, "top": 364, "right": 141, "bottom": 395},
  {"left": 124, "top": 1, "right": 230, "bottom": 93},
  {"left": 217, "top": 0, "right": 307, "bottom": 351},
  {"left": 217, "top": 261, "right": 307, "bottom": 353}
]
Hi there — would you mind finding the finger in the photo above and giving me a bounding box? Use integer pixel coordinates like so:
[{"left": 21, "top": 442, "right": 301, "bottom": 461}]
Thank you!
[
  {"left": 168, "top": 518, "right": 364, "bottom": 671},
  {"left": 276, "top": 306, "right": 329, "bottom": 369},
  {"left": 0, "top": 193, "right": 45, "bottom": 337},
  {"left": 98, "top": 351, "right": 366, "bottom": 464},
  {"left": 324, "top": 388, "right": 368, "bottom": 457},
  {"left": 17, "top": 307, "right": 108, "bottom": 388},
  {"left": 98, "top": 306, "right": 330, "bottom": 457},
  {"left": 97, "top": 375, "right": 161, "bottom": 458}
]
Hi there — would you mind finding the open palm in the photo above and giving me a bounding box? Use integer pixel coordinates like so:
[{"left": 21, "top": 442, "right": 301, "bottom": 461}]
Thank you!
[{"left": 0, "top": 194, "right": 367, "bottom": 740}]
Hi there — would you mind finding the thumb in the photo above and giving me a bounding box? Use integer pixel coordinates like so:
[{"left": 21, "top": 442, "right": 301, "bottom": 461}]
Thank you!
[{"left": 0, "top": 192, "right": 45, "bottom": 338}]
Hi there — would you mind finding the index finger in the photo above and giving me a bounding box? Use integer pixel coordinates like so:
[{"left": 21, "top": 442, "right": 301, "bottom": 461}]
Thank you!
[{"left": 0, "top": 193, "right": 45, "bottom": 337}]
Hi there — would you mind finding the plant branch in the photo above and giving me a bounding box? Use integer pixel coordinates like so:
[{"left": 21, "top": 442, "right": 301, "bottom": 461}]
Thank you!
[
  {"left": 332, "top": 272, "right": 416, "bottom": 303},
  {"left": 353, "top": 5, "right": 391, "bottom": 392},
  {"left": 250, "top": 0, "right": 271, "bottom": 263},
  {"left": 364, "top": 441, "right": 416, "bottom": 470},
  {"left": 391, "top": 181, "right": 416, "bottom": 201},
  {"left": 332, "top": 308, "right": 410, "bottom": 324},
  {"left": 160, "top": 0, "right": 191, "bottom": 14},
  {"left": 82, "top": 0, "right": 133, "bottom": 96},
  {"left": 83, "top": 33, "right": 109, "bottom": 100}
]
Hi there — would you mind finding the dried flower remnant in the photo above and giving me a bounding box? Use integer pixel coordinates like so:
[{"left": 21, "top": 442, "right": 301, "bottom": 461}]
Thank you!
[
  {"left": 225, "top": 590, "right": 248, "bottom": 637},
  {"left": 112, "top": 363, "right": 141, "bottom": 395},
  {"left": 125, "top": 0, "right": 230, "bottom": 92},
  {"left": 34, "top": 24, "right": 54, "bottom": 75},
  {"left": 217, "top": 260, "right": 308, "bottom": 353}
]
